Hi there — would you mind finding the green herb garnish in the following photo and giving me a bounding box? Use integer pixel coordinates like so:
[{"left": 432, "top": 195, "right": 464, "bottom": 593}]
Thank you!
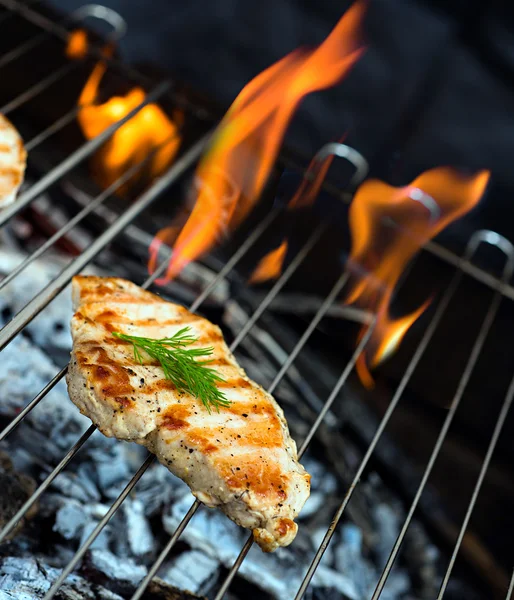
[{"left": 113, "top": 327, "right": 230, "bottom": 413}]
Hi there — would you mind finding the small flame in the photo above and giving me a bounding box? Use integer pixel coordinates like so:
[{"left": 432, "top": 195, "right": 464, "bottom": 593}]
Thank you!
[
  {"left": 66, "top": 29, "right": 88, "bottom": 59},
  {"left": 75, "top": 44, "right": 181, "bottom": 193},
  {"left": 355, "top": 299, "right": 431, "bottom": 388},
  {"left": 248, "top": 137, "right": 340, "bottom": 285},
  {"left": 249, "top": 240, "right": 288, "bottom": 284},
  {"left": 150, "top": 1, "right": 367, "bottom": 283},
  {"left": 347, "top": 167, "right": 490, "bottom": 386}
]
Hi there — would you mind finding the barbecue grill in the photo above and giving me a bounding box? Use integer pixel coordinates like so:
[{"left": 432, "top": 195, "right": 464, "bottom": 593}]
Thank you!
[{"left": 0, "top": 1, "right": 513, "bottom": 599}]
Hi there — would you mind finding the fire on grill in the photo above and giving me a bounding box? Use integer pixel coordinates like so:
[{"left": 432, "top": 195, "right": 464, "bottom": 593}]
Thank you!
[{"left": 0, "top": 1, "right": 513, "bottom": 600}]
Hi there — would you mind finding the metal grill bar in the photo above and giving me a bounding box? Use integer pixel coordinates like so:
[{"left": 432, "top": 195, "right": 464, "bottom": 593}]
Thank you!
[
  {"left": 293, "top": 233, "right": 491, "bottom": 600},
  {"left": 24, "top": 106, "right": 80, "bottom": 151},
  {"left": 0, "top": 129, "right": 181, "bottom": 293},
  {"left": 1, "top": 62, "right": 79, "bottom": 115},
  {"left": 0, "top": 29, "right": 50, "bottom": 69},
  {"left": 436, "top": 371, "right": 514, "bottom": 598},
  {"left": 0, "top": 129, "right": 210, "bottom": 351},
  {"left": 0, "top": 3, "right": 512, "bottom": 600},
  {"left": 42, "top": 454, "right": 155, "bottom": 600},
  {"left": 0, "top": 257, "right": 181, "bottom": 545},
  {"left": 0, "top": 4, "right": 125, "bottom": 71},
  {"left": 0, "top": 365, "right": 66, "bottom": 443},
  {"left": 0, "top": 80, "right": 170, "bottom": 227},
  {"left": 229, "top": 224, "right": 325, "bottom": 350},
  {"left": 371, "top": 232, "right": 514, "bottom": 599},
  {"left": 130, "top": 270, "right": 352, "bottom": 600},
  {"left": 507, "top": 570, "right": 514, "bottom": 600},
  {"left": 212, "top": 322, "right": 376, "bottom": 600},
  {"left": 44, "top": 224, "right": 324, "bottom": 600},
  {"left": 0, "top": 0, "right": 165, "bottom": 91},
  {"left": 6, "top": 0, "right": 514, "bottom": 304},
  {"left": 0, "top": 424, "right": 96, "bottom": 544}
]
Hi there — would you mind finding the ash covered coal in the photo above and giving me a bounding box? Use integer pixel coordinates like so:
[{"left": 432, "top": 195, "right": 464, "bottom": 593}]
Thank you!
[
  {"left": 0, "top": 556, "right": 205, "bottom": 600},
  {"left": 0, "top": 249, "right": 447, "bottom": 600}
]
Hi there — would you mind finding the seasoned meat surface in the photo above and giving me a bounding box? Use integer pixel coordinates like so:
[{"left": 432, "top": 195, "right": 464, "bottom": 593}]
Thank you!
[
  {"left": 0, "top": 115, "right": 26, "bottom": 208},
  {"left": 66, "top": 275, "right": 310, "bottom": 551}
]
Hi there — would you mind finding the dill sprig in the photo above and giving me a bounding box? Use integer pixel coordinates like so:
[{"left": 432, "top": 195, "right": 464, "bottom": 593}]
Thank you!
[{"left": 112, "top": 327, "right": 231, "bottom": 413}]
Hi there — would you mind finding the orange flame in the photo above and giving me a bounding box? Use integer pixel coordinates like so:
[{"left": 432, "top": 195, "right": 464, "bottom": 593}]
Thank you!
[
  {"left": 75, "top": 44, "right": 181, "bottom": 193},
  {"left": 150, "top": 1, "right": 367, "bottom": 283},
  {"left": 66, "top": 29, "right": 88, "bottom": 59},
  {"left": 249, "top": 240, "right": 288, "bottom": 284},
  {"left": 346, "top": 167, "right": 490, "bottom": 386}
]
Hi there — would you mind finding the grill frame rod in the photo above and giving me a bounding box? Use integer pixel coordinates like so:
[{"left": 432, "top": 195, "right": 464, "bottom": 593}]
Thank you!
[{"left": 0, "top": 2, "right": 512, "bottom": 600}]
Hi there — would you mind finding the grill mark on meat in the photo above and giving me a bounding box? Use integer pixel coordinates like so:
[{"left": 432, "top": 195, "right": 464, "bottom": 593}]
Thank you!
[
  {"left": 200, "top": 330, "right": 224, "bottom": 343},
  {"left": 216, "top": 377, "right": 252, "bottom": 389},
  {"left": 147, "top": 379, "right": 179, "bottom": 392},
  {"left": 219, "top": 457, "right": 288, "bottom": 500},
  {"left": 95, "top": 310, "right": 205, "bottom": 329},
  {"left": 161, "top": 405, "right": 191, "bottom": 431},
  {"left": 187, "top": 430, "right": 218, "bottom": 453},
  {"left": 115, "top": 396, "right": 133, "bottom": 408},
  {"left": 77, "top": 345, "right": 133, "bottom": 398},
  {"left": 207, "top": 357, "right": 230, "bottom": 366}
]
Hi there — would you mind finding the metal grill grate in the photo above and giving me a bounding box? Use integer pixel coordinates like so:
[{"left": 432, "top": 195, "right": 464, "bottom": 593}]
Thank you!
[{"left": 0, "top": 1, "right": 513, "bottom": 599}]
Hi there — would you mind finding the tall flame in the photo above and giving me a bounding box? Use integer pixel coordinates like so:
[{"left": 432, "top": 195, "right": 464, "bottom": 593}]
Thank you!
[
  {"left": 346, "top": 167, "right": 490, "bottom": 386},
  {"left": 150, "top": 0, "right": 367, "bottom": 283},
  {"left": 74, "top": 44, "right": 181, "bottom": 193}
]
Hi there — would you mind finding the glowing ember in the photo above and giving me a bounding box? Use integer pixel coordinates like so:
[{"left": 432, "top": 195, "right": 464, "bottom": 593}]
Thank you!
[
  {"left": 346, "top": 167, "right": 490, "bottom": 386},
  {"left": 249, "top": 240, "right": 289, "bottom": 284},
  {"left": 66, "top": 29, "right": 88, "bottom": 59},
  {"left": 150, "top": 1, "right": 367, "bottom": 283},
  {"left": 75, "top": 45, "right": 181, "bottom": 193}
]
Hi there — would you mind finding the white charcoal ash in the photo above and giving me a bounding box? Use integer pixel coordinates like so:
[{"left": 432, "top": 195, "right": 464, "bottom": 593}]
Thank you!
[
  {"left": 373, "top": 503, "right": 403, "bottom": 569},
  {"left": 52, "top": 498, "right": 88, "bottom": 541},
  {"left": 311, "top": 564, "right": 361, "bottom": 600},
  {"left": 0, "top": 247, "right": 98, "bottom": 357},
  {"left": 0, "top": 555, "right": 204, "bottom": 600},
  {"left": 82, "top": 549, "right": 148, "bottom": 597},
  {"left": 79, "top": 520, "right": 111, "bottom": 552},
  {"left": 162, "top": 492, "right": 356, "bottom": 600},
  {"left": 332, "top": 503, "right": 411, "bottom": 600},
  {"left": 0, "top": 317, "right": 74, "bottom": 421},
  {"left": 334, "top": 525, "right": 375, "bottom": 598},
  {"left": 135, "top": 461, "right": 183, "bottom": 517},
  {"left": 86, "top": 445, "right": 133, "bottom": 497},
  {"left": 0, "top": 556, "right": 124, "bottom": 600},
  {"left": 162, "top": 550, "right": 220, "bottom": 596},
  {"left": 299, "top": 457, "right": 338, "bottom": 521},
  {"left": 47, "top": 470, "right": 101, "bottom": 504},
  {"left": 122, "top": 499, "right": 155, "bottom": 557}
]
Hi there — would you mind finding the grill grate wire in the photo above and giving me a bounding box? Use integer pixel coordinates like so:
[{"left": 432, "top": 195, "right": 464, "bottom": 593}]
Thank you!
[{"left": 0, "top": 2, "right": 512, "bottom": 599}]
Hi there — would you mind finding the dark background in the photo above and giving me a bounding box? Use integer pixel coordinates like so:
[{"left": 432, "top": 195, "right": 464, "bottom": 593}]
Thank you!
[{"left": 46, "top": 0, "right": 514, "bottom": 184}]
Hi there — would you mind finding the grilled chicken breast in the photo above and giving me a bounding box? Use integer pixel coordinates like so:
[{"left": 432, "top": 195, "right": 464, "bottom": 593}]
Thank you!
[
  {"left": 67, "top": 275, "right": 310, "bottom": 551},
  {"left": 0, "top": 115, "right": 26, "bottom": 208}
]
